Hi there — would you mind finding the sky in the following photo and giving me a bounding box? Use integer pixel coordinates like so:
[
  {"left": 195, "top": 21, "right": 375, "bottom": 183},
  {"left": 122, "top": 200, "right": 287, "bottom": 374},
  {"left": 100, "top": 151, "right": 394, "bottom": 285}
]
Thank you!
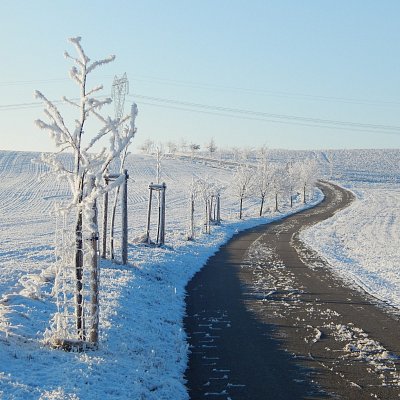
[{"left": 0, "top": 0, "right": 399, "bottom": 152}]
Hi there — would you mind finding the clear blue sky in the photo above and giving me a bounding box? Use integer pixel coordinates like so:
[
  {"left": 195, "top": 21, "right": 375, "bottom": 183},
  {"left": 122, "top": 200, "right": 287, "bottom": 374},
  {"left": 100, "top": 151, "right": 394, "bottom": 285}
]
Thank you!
[{"left": 0, "top": 0, "right": 399, "bottom": 152}]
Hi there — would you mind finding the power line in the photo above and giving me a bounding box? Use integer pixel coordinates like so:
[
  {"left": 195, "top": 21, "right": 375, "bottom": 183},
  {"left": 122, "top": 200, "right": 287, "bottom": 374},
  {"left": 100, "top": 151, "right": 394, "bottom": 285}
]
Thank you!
[
  {"left": 129, "top": 74, "right": 400, "bottom": 108},
  {"left": 131, "top": 94, "right": 400, "bottom": 134},
  {"left": 0, "top": 93, "right": 399, "bottom": 135},
  {"left": 1, "top": 74, "right": 399, "bottom": 108},
  {"left": 138, "top": 100, "right": 400, "bottom": 136}
]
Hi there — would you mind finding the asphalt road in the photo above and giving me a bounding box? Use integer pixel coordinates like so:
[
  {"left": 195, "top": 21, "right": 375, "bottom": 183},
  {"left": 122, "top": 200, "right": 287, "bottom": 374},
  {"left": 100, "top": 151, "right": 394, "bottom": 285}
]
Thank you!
[{"left": 184, "top": 181, "right": 400, "bottom": 399}]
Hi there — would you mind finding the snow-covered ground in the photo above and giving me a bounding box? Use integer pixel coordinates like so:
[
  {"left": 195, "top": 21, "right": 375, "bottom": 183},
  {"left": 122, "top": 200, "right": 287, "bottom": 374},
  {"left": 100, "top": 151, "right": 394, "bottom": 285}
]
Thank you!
[
  {"left": 0, "top": 148, "right": 399, "bottom": 399},
  {"left": 301, "top": 182, "right": 400, "bottom": 309},
  {"left": 0, "top": 150, "right": 321, "bottom": 399}
]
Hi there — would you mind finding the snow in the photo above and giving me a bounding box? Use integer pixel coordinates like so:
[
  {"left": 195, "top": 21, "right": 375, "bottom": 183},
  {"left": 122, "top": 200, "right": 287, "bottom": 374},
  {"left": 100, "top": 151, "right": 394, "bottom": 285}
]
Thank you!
[
  {"left": 300, "top": 149, "right": 400, "bottom": 309},
  {"left": 0, "top": 147, "right": 399, "bottom": 398},
  {"left": 0, "top": 150, "right": 321, "bottom": 399}
]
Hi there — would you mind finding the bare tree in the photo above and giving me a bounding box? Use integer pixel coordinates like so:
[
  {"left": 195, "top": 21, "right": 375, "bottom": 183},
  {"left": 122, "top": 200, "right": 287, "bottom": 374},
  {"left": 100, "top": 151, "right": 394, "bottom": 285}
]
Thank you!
[{"left": 35, "top": 37, "right": 137, "bottom": 347}]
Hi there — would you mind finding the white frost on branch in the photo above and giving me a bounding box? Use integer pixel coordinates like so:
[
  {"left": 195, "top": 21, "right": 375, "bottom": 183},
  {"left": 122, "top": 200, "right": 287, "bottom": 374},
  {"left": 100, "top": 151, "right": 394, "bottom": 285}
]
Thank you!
[{"left": 35, "top": 37, "right": 137, "bottom": 213}]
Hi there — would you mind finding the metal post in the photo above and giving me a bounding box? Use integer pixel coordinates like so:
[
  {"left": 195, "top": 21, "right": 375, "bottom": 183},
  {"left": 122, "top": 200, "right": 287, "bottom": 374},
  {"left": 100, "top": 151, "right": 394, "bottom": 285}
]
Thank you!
[{"left": 121, "top": 170, "right": 128, "bottom": 264}]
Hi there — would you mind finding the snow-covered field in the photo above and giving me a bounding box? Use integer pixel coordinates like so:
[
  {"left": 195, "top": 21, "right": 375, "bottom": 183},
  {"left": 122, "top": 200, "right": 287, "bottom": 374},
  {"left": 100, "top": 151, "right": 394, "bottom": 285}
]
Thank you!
[
  {"left": 0, "top": 148, "right": 399, "bottom": 399},
  {"left": 0, "top": 150, "right": 322, "bottom": 399},
  {"left": 301, "top": 156, "right": 400, "bottom": 309}
]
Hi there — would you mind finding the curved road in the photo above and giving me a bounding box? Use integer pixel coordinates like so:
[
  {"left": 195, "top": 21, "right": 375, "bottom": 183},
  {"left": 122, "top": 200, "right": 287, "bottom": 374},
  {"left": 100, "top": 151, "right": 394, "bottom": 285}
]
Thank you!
[{"left": 184, "top": 181, "right": 400, "bottom": 399}]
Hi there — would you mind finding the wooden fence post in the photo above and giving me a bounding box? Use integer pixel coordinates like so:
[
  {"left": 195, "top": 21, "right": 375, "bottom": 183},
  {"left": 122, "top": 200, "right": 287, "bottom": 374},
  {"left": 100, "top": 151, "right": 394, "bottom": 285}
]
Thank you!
[
  {"left": 159, "top": 183, "right": 166, "bottom": 245},
  {"left": 146, "top": 184, "right": 153, "bottom": 244},
  {"left": 121, "top": 170, "right": 128, "bottom": 264},
  {"left": 216, "top": 193, "right": 221, "bottom": 224},
  {"left": 88, "top": 176, "right": 99, "bottom": 346},
  {"left": 189, "top": 192, "right": 195, "bottom": 240},
  {"left": 101, "top": 177, "right": 109, "bottom": 259}
]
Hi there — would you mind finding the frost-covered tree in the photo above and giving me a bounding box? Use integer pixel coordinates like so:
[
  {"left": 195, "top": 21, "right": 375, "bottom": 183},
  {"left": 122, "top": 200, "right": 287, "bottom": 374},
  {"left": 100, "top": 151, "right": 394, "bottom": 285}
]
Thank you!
[
  {"left": 258, "top": 144, "right": 269, "bottom": 161},
  {"left": 285, "top": 162, "right": 300, "bottom": 208},
  {"left": 35, "top": 37, "right": 137, "bottom": 348},
  {"left": 231, "top": 147, "right": 241, "bottom": 162},
  {"left": 166, "top": 140, "right": 178, "bottom": 155},
  {"left": 154, "top": 143, "right": 165, "bottom": 243},
  {"left": 270, "top": 164, "right": 285, "bottom": 212},
  {"left": 108, "top": 111, "right": 137, "bottom": 261},
  {"left": 179, "top": 137, "right": 188, "bottom": 153},
  {"left": 196, "top": 176, "right": 223, "bottom": 233},
  {"left": 255, "top": 157, "right": 272, "bottom": 216},
  {"left": 232, "top": 164, "right": 254, "bottom": 219},
  {"left": 140, "top": 138, "right": 154, "bottom": 153},
  {"left": 241, "top": 147, "right": 254, "bottom": 162},
  {"left": 190, "top": 143, "right": 201, "bottom": 159},
  {"left": 206, "top": 138, "right": 217, "bottom": 157},
  {"left": 154, "top": 143, "right": 165, "bottom": 184},
  {"left": 299, "top": 159, "right": 319, "bottom": 203}
]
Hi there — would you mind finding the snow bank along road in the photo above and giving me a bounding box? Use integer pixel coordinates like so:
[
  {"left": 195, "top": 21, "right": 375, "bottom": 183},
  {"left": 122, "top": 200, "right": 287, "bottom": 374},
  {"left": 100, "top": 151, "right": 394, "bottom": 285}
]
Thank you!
[{"left": 184, "top": 181, "right": 400, "bottom": 399}]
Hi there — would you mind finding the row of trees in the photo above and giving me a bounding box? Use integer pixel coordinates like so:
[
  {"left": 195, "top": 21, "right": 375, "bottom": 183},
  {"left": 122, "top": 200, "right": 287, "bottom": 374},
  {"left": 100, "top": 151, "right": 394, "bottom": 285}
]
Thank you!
[
  {"left": 183, "top": 157, "right": 318, "bottom": 242},
  {"left": 139, "top": 137, "right": 217, "bottom": 158},
  {"left": 233, "top": 158, "right": 319, "bottom": 219},
  {"left": 34, "top": 37, "right": 319, "bottom": 351}
]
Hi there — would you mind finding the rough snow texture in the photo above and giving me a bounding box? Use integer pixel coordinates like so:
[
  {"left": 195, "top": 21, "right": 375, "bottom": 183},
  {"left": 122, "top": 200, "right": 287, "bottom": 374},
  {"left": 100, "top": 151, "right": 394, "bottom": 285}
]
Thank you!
[
  {"left": 0, "top": 148, "right": 398, "bottom": 398},
  {"left": 0, "top": 150, "right": 321, "bottom": 399},
  {"left": 300, "top": 153, "right": 400, "bottom": 309}
]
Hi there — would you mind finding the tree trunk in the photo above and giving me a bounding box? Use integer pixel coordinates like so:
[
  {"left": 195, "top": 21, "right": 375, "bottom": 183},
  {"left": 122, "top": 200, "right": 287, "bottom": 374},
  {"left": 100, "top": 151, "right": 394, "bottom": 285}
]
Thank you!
[
  {"left": 303, "top": 185, "right": 306, "bottom": 204},
  {"left": 75, "top": 210, "right": 84, "bottom": 340},
  {"left": 239, "top": 197, "right": 243, "bottom": 220},
  {"left": 275, "top": 193, "right": 279, "bottom": 212}
]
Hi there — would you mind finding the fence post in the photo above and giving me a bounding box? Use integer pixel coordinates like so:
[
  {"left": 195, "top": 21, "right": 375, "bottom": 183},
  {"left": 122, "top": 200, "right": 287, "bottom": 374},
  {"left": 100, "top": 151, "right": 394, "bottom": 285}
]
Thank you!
[
  {"left": 146, "top": 184, "right": 153, "bottom": 244},
  {"left": 88, "top": 176, "right": 99, "bottom": 346},
  {"left": 189, "top": 192, "right": 195, "bottom": 240},
  {"left": 121, "top": 170, "right": 128, "bottom": 264},
  {"left": 160, "top": 183, "right": 166, "bottom": 245},
  {"left": 216, "top": 193, "right": 221, "bottom": 224},
  {"left": 101, "top": 177, "right": 109, "bottom": 259}
]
